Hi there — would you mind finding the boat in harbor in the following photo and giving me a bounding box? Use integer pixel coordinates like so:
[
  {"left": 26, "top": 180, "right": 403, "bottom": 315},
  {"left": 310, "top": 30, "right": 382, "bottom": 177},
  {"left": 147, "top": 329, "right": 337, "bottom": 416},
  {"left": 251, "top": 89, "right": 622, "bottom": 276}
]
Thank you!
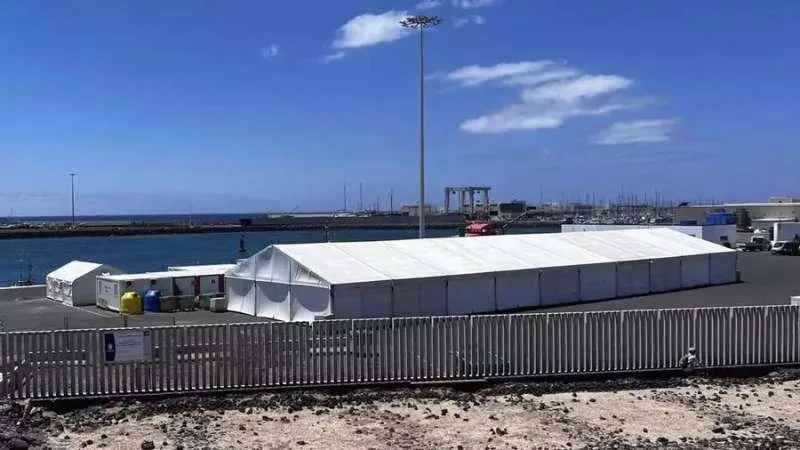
[{"left": 10, "top": 258, "right": 35, "bottom": 287}]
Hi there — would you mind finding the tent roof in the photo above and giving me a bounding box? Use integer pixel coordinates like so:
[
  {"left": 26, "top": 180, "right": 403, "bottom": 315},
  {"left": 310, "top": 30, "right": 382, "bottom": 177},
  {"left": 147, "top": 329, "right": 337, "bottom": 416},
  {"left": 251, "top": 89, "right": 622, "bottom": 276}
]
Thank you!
[
  {"left": 47, "top": 260, "right": 116, "bottom": 283},
  {"left": 260, "top": 228, "right": 734, "bottom": 286}
]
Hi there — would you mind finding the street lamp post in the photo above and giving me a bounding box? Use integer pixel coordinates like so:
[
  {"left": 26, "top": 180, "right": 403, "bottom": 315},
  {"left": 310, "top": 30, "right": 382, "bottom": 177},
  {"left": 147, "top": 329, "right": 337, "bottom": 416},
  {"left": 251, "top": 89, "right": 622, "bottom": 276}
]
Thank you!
[
  {"left": 69, "top": 173, "right": 76, "bottom": 227},
  {"left": 400, "top": 15, "right": 442, "bottom": 239}
]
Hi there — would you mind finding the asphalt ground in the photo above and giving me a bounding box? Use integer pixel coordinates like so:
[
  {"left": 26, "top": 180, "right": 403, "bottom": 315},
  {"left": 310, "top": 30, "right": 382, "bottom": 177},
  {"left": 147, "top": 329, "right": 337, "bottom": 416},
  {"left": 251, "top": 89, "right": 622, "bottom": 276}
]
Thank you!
[
  {"left": 0, "top": 299, "right": 272, "bottom": 332},
  {"left": 0, "top": 252, "right": 796, "bottom": 332}
]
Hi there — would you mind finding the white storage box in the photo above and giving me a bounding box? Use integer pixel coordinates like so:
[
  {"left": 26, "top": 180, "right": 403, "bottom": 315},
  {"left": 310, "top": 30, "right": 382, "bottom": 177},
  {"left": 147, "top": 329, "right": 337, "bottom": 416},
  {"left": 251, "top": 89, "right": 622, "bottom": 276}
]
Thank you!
[{"left": 210, "top": 296, "right": 228, "bottom": 313}]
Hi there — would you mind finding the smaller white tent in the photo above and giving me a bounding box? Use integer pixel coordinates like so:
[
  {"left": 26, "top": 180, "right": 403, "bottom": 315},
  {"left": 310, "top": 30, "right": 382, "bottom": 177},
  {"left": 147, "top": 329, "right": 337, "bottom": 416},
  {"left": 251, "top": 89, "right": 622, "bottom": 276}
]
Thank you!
[{"left": 47, "top": 261, "right": 124, "bottom": 306}]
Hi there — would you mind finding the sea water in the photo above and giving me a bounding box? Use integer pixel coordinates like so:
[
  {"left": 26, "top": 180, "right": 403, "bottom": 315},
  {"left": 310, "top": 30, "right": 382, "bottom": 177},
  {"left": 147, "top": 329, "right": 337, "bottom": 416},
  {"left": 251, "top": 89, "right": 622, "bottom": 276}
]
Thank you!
[{"left": 0, "top": 227, "right": 548, "bottom": 286}]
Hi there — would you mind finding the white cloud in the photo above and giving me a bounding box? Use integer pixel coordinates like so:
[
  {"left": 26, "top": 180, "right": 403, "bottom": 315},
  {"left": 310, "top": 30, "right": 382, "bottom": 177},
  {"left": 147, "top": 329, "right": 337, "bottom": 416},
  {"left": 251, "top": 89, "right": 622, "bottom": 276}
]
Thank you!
[
  {"left": 436, "top": 60, "right": 654, "bottom": 134},
  {"left": 260, "top": 44, "right": 278, "bottom": 58},
  {"left": 454, "top": 15, "right": 485, "bottom": 27},
  {"left": 501, "top": 67, "right": 580, "bottom": 86},
  {"left": 415, "top": 0, "right": 441, "bottom": 10},
  {"left": 520, "top": 75, "right": 632, "bottom": 103},
  {"left": 332, "top": 10, "right": 411, "bottom": 49},
  {"left": 453, "top": 0, "right": 501, "bottom": 8},
  {"left": 591, "top": 119, "right": 679, "bottom": 145},
  {"left": 440, "top": 60, "right": 555, "bottom": 86},
  {"left": 324, "top": 51, "right": 346, "bottom": 62}
]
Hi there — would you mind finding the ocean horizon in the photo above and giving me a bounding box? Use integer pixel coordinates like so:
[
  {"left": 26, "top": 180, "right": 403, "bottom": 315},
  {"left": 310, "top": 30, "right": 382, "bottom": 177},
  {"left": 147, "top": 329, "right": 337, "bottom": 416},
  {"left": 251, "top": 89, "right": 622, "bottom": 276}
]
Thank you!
[{"left": 4, "top": 213, "right": 267, "bottom": 223}]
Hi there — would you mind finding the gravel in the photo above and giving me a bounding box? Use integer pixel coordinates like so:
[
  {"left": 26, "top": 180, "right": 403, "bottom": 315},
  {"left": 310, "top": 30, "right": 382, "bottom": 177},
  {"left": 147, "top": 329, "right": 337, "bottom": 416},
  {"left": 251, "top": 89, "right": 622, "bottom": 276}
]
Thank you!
[{"left": 4, "top": 369, "right": 800, "bottom": 449}]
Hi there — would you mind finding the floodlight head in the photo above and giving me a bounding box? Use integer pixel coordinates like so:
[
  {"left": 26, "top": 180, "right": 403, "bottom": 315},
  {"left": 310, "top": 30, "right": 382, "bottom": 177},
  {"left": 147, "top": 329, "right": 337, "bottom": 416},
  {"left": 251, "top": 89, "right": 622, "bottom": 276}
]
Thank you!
[{"left": 400, "top": 15, "right": 443, "bottom": 29}]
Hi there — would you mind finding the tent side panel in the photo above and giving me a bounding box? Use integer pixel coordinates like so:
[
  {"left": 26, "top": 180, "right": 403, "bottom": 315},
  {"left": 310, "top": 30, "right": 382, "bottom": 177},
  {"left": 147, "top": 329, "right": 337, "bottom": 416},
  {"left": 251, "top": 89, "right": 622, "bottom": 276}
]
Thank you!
[
  {"left": 579, "top": 263, "right": 617, "bottom": 302},
  {"left": 255, "top": 280, "right": 290, "bottom": 321},
  {"left": 495, "top": 271, "right": 540, "bottom": 310},
  {"left": 709, "top": 252, "right": 737, "bottom": 285},
  {"left": 616, "top": 261, "right": 651, "bottom": 297},
  {"left": 681, "top": 254, "right": 711, "bottom": 288},
  {"left": 46, "top": 277, "right": 56, "bottom": 301},
  {"left": 419, "top": 280, "right": 447, "bottom": 316},
  {"left": 71, "top": 272, "right": 94, "bottom": 307},
  {"left": 650, "top": 257, "right": 682, "bottom": 293},
  {"left": 360, "top": 285, "right": 392, "bottom": 318},
  {"left": 391, "top": 282, "right": 422, "bottom": 317},
  {"left": 447, "top": 275, "right": 496, "bottom": 315},
  {"left": 330, "top": 284, "right": 391, "bottom": 319},
  {"left": 291, "top": 284, "right": 333, "bottom": 321},
  {"left": 226, "top": 277, "right": 256, "bottom": 316},
  {"left": 62, "top": 281, "right": 75, "bottom": 307},
  {"left": 540, "top": 267, "right": 580, "bottom": 306},
  {"left": 392, "top": 279, "right": 447, "bottom": 317},
  {"left": 254, "top": 247, "right": 294, "bottom": 283}
]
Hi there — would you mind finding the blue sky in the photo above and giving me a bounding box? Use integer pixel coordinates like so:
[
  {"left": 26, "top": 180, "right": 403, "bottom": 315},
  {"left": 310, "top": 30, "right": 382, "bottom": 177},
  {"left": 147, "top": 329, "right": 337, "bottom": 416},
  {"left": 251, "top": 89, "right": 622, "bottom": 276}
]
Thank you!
[{"left": 1, "top": 0, "right": 799, "bottom": 215}]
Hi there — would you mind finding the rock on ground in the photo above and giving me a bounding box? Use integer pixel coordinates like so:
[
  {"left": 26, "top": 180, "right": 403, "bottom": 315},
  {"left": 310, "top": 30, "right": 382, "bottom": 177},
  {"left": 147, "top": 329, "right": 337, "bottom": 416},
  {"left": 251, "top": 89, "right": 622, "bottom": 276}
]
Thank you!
[{"left": 4, "top": 370, "right": 800, "bottom": 449}]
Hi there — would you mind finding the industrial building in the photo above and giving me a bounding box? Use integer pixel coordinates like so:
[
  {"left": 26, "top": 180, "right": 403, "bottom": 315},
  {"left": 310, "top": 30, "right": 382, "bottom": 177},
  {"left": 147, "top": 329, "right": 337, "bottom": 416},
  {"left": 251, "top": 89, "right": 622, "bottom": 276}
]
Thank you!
[
  {"left": 225, "top": 228, "right": 738, "bottom": 322},
  {"left": 561, "top": 224, "right": 736, "bottom": 246},
  {"left": 399, "top": 204, "right": 438, "bottom": 216},
  {"left": 46, "top": 260, "right": 124, "bottom": 307},
  {"left": 676, "top": 201, "right": 800, "bottom": 228}
]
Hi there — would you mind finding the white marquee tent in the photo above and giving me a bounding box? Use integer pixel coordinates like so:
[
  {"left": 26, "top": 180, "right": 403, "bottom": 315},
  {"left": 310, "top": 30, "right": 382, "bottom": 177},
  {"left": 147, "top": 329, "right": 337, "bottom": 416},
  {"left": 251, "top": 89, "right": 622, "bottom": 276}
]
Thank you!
[
  {"left": 225, "top": 228, "right": 738, "bottom": 322},
  {"left": 47, "top": 260, "right": 125, "bottom": 307}
]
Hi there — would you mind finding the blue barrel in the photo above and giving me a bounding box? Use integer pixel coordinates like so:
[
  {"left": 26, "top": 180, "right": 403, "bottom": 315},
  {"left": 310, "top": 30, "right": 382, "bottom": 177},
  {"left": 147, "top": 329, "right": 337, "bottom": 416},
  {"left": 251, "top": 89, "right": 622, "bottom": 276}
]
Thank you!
[{"left": 143, "top": 289, "right": 161, "bottom": 313}]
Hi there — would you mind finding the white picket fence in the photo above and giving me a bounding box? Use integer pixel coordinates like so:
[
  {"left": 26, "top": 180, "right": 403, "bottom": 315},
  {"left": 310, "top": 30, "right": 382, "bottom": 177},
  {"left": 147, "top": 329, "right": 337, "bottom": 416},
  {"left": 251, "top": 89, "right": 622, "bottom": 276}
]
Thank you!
[{"left": 1, "top": 305, "right": 798, "bottom": 399}]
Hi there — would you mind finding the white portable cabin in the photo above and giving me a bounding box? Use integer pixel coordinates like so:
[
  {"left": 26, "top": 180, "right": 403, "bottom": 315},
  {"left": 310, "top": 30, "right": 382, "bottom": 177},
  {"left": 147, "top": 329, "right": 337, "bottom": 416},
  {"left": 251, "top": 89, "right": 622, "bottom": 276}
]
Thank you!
[
  {"left": 225, "top": 228, "right": 738, "bottom": 322},
  {"left": 168, "top": 264, "right": 237, "bottom": 272},
  {"left": 96, "top": 266, "right": 228, "bottom": 312},
  {"left": 46, "top": 260, "right": 124, "bottom": 307}
]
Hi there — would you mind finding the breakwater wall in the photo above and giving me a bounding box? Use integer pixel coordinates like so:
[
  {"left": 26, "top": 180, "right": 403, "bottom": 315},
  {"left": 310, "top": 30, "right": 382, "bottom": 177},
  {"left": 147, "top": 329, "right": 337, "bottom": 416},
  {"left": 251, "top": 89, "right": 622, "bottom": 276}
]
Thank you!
[
  {"left": 0, "top": 285, "right": 46, "bottom": 301},
  {"left": 0, "top": 216, "right": 561, "bottom": 240}
]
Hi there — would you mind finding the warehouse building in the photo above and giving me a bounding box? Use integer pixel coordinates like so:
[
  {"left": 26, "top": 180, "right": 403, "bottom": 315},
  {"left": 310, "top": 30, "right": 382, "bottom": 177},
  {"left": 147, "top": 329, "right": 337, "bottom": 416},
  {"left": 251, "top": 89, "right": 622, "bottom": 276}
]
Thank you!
[
  {"left": 225, "top": 228, "right": 738, "bottom": 322},
  {"left": 676, "top": 201, "right": 800, "bottom": 227}
]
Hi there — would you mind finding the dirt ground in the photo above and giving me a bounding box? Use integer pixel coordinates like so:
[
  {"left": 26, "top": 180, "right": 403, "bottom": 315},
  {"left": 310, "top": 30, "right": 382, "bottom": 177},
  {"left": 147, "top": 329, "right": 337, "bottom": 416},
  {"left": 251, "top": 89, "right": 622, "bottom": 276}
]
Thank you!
[{"left": 4, "top": 371, "right": 800, "bottom": 449}]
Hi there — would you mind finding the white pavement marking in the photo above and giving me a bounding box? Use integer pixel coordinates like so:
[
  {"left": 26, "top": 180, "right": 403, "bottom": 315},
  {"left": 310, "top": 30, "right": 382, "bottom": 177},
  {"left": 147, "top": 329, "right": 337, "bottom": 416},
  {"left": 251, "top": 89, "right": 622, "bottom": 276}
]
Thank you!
[{"left": 61, "top": 303, "right": 117, "bottom": 318}]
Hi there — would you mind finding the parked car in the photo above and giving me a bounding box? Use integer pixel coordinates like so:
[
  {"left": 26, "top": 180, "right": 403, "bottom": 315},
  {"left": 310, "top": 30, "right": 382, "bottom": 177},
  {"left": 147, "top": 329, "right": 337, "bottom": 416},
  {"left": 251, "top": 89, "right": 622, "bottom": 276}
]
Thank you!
[
  {"left": 771, "top": 241, "right": 795, "bottom": 255},
  {"left": 737, "top": 235, "right": 771, "bottom": 252}
]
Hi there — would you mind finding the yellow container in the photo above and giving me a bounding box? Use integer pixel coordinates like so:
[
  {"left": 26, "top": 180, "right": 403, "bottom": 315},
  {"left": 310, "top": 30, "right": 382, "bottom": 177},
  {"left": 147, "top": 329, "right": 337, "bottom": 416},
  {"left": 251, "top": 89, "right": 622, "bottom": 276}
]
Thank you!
[{"left": 120, "top": 291, "right": 143, "bottom": 315}]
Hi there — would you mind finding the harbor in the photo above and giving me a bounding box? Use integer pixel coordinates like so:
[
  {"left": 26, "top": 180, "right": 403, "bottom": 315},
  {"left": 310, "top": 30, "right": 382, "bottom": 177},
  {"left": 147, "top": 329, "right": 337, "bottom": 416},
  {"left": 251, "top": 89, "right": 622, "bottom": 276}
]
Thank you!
[{"left": 2, "top": 1, "right": 797, "bottom": 447}]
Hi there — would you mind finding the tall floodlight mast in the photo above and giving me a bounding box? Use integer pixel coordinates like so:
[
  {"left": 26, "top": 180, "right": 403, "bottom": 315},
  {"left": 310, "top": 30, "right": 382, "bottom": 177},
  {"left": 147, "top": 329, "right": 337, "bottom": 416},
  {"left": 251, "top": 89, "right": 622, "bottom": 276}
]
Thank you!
[{"left": 399, "top": 15, "right": 442, "bottom": 239}]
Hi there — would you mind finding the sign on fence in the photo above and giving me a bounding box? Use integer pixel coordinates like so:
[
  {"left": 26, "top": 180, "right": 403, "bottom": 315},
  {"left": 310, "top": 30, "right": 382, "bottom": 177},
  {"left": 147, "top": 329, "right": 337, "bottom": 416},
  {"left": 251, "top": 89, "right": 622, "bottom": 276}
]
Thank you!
[{"left": 103, "top": 330, "right": 152, "bottom": 363}]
